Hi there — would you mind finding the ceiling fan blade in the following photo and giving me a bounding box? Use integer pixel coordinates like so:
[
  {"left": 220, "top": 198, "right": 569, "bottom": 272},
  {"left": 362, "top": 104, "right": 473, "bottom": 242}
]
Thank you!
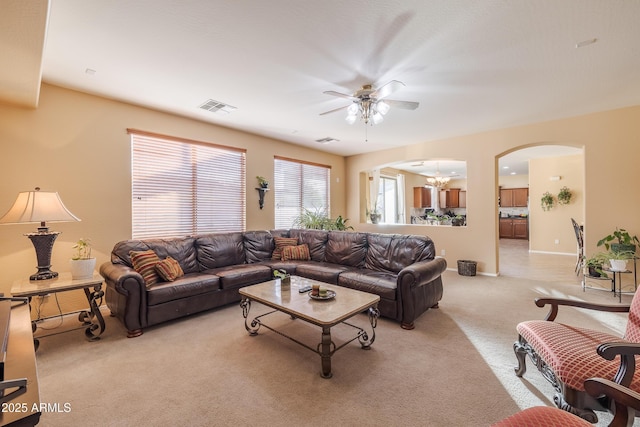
[
  {"left": 385, "top": 99, "right": 419, "bottom": 110},
  {"left": 323, "top": 90, "right": 357, "bottom": 101},
  {"left": 372, "top": 80, "right": 405, "bottom": 100},
  {"left": 319, "top": 104, "right": 350, "bottom": 116}
]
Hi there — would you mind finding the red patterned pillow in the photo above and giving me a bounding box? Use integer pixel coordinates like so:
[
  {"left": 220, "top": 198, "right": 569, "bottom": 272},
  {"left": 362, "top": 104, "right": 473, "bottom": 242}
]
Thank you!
[
  {"left": 282, "top": 244, "right": 311, "bottom": 261},
  {"left": 155, "top": 256, "right": 184, "bottom": 282},
  {"left": 272, "top": 237, "right": 298, "bottom": 260},
  {"left": 129, "top": 250, "right": 161, "bottom": 288}
]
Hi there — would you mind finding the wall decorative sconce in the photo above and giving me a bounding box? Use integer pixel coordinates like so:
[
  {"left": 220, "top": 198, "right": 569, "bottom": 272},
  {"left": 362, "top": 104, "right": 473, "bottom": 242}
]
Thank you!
[
  {"left": 0, "top": 187, "right": 80, "bottom": 280},
  {"left": 256, "top": 187, "right": 269, "bottom": 210}
]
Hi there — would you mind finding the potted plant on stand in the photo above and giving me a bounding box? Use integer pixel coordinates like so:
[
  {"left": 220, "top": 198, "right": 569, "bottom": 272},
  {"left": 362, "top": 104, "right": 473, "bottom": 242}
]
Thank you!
[
  {"left": 597, "top": 228, "right": 640, "bottom": 255},
  {"left": 606, "top": 249, "right": 635, "bottom": 272},
  {"left": 70, "top": 238, "right": 96, "bottom": 280},
  {"left": 584, "top": 253, "right": 608, "bottom": 278}
]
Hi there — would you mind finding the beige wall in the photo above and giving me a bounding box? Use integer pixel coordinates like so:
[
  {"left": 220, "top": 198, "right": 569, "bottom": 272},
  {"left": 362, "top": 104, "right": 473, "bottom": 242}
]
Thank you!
[
  {"left": 0, "top": 84, "right": 346, "bottom": 302},
  {"left": 346, "top": 106, "right": 640, "bottom": 275},
  {"left": 529, "top": 154, "right": 584, "bottom": 254}
]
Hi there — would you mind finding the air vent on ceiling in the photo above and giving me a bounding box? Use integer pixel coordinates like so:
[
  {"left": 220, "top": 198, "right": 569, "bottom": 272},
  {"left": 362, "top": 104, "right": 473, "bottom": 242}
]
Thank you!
[
  {"left": 315, "top": 137, "right": 339, "bottom": 144},
  {"left": 199, "top": 99, "right": 237, "bottom": 114}
]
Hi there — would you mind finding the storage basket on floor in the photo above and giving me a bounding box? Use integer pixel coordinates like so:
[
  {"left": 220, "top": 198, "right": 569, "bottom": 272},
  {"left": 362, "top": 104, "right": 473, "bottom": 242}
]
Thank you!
[{"left": 457, "top": 260, "right": 477, "bottom": 276}]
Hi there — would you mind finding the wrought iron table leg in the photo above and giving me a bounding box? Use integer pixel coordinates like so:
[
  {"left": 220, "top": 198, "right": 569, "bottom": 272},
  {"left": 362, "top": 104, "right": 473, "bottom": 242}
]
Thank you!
[
  {"left": 240, "top": 298, "right": 260, "bottom": 335},
  {"left": 320, "top": 326, "right": 333, "bottom": 379},
  {"left": 81, "top": 285, "right": 105, "bottom": 341},
  {"left": 359, "top": 306, "right": 379, "bottom": 349}
]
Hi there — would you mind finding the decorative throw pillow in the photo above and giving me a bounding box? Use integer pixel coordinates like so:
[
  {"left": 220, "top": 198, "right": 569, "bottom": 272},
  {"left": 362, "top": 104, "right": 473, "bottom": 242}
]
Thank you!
[
  {"left": 155, "top": 256, "right": 184, "bottom": 282},
  {"left": 271, "top": 237, "right": 298, "bottom": 260},
  {"left": 129, "top": 250, "right": 161, "bottom": 288},
  {"left": 281, "top": 244, "right": 311, "bottom": 261}
]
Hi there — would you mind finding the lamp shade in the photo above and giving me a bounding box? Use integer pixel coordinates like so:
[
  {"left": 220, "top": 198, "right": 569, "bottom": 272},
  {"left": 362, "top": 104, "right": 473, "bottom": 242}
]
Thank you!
[{"left": 0, "top": 190, "right": 80, "bottom": 225}]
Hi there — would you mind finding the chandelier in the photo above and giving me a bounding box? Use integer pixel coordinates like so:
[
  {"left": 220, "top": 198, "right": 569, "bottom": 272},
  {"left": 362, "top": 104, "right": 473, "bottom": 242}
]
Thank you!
[{"left": 426, "top": 176, "right": 450, "bottom": 188}]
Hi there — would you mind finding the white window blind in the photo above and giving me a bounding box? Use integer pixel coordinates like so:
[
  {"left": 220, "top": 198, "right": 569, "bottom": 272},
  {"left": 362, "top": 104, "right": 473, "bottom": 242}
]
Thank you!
[
  {"left": 130, "top": 130, "right": 246, "bottom": 239},
  {"left": 274, "top": 156, "right": 330, "bottom": 228}
]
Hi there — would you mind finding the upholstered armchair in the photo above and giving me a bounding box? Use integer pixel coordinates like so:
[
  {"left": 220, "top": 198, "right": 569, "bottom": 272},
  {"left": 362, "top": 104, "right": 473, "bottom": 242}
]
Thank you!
[
  {"left": 493, "top": 378, "right": 640, "bottom": 426},
  {"left": 513, "top": 293, "right": 640, "bottom": 423}
]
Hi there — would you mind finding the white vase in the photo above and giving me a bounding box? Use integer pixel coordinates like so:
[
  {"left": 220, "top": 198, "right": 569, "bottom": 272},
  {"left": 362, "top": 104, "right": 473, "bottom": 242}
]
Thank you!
[
  {"left": 609, "top": 259, "right": 628, "bottom": 272},
  {"left": 70, "top": 258, "right": 97, "bottom": 280}
]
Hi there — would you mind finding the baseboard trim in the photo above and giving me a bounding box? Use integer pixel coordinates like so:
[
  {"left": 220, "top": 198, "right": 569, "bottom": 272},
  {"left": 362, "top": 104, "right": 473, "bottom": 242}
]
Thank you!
[{"left": 529, "top": 250, "right": 574, "bottom": 256}]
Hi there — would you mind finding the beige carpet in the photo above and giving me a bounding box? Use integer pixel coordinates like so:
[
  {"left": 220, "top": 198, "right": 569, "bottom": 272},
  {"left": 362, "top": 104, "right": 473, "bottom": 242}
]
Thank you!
[{"left": 33, "top": 254, "right": 637, "bottom": 426}]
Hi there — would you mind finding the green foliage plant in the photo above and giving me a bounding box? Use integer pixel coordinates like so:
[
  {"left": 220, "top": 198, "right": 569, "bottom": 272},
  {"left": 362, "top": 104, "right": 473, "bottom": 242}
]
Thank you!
[
  {"left": 540, "top": 191, "right": 554, "bottom": 211},
  {"left": 293, "top": 208, "right": 353, "bottom": 230},
  {"left": 557, "top": 186, "right": 572, "bottom": 205},
  {"left": 72, "top": 238, "right": 92, "bottom": 260},
  {"left": 597, "top": 228, "right": 640, "bottom": 252}
]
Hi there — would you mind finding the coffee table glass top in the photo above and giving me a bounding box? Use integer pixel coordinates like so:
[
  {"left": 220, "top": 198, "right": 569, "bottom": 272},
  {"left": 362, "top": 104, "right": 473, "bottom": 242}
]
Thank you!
[{"left": 239, "top": 277, "right": 379, "bottom": 326}]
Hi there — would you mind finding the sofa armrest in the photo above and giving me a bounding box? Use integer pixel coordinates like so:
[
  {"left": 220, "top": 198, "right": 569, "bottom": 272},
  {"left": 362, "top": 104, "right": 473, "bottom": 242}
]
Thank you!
[
  {"left": 534, "top": 297, "right": 630, "bottom": 321},
  {"left": 398, "top": 257, "right": 448, "bottom": 288},
  {"left": 99, "top": 262, "right": 148, "bottom": 334},
  {"left": 397, "top": 257, "right": 447, "bottom": 329}
]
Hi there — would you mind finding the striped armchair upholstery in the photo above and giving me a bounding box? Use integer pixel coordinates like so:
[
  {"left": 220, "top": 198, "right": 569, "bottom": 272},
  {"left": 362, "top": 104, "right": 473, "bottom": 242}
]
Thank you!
[{"left": 513, "top": 291, "right": 640, "bottom": 423}]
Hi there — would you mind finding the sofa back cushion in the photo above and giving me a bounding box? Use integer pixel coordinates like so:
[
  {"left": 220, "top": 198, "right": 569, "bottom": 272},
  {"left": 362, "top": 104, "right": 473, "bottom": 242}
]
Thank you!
[
  {"left": 365, "top": 233, "right": 435, "bottom": 274},
  {"left": 325, "top": 231, "right": 367, "bottom": 267},
  {"left": 243, "top": 230, "right": 274, "bottom": 263},
  {"left": 289, "top": 229, "right": 329, "bottom": 262},
  {"left": 196, "top": 232, "right": 245, "bottom": 270},
  {"left": 111, "top": 237, "right": 199, "bottom": 274}
]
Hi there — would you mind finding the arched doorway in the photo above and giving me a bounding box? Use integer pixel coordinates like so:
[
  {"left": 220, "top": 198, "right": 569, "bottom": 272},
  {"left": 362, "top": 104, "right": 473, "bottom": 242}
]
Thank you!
[{"left": 497, "top": 144, "right": 584, "bottom": 278}]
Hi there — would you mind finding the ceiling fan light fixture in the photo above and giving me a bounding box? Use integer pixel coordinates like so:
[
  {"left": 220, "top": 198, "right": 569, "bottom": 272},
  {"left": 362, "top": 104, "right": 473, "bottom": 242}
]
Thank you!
[
  {"left": 345, "top": 114, "right": 357, "bottom": 124},
  {"left": 372, "top": 111, "right": 384, "bottom": 124},
  {"left": 376, "top": 100, "right": 390, "bottom": 115}
]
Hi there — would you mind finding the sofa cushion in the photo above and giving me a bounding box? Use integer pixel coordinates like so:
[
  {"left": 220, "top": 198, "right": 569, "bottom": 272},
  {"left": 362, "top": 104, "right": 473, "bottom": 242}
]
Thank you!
[
  {"left": 282, "top": 244, "right": 311, "bottom": 261},
  {"left": 129, "top": 250, "right": 161, "bottom": 288},
  {"left": 112, "top": 237, "right": 199, "bottom": 274},
  {"left": 338, "top": 270, "right": 397, "bottom": 300},
  {"left": 271, "top": 237, "right": 298, "bottom": 260},
  {"left": 325, "top": 231, "right": 367, "bottom": 267},
  {"left": 295, "top": 262, "right": 350, "bottom": 285},
  {"left": 365, "top": 234, "right": 434, "bottom": 273},
  {"left": 289, "top": 229, "right": 328, "bottom": 262},
  {"left": 146, "top": 273, "right": 221, "bottom": 306},
  {"left": 244, "top": 230, "right": 274, "bottom": 263},
  {"left": 196, "top": 232, "right": 245, "bottom": 269},
  {"left": 155, "top": 257, "right": 184, "bottom": 282},
  {"left": 203, "top": 264, "right": 272, "bottom": 290}
]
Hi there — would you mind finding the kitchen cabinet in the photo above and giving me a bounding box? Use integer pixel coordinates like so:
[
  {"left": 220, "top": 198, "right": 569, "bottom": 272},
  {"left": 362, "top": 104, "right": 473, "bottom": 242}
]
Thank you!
[
  {"left": 439, "top": 188, "right": 461, "bottom": 208},
  {"left": 500, "top": 217, "right": 529, "bottom": 239},
  {"left": 500, "top": 188, "right": 528, "bottom": 207},
  {"left": 413, "top": 187, "right": 431, "bottom": 208},
  {"left": 459, "top": 191, "right": 466, "bottom": 208}
]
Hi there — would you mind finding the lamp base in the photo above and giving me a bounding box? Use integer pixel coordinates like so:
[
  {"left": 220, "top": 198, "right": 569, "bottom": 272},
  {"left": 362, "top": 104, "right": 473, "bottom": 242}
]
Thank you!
[
  {"left": 25, "top": 231, "right": 60, "bottom": 282},
  {"left": 30, "top": 269, "right": 58, "bottom": 281}
]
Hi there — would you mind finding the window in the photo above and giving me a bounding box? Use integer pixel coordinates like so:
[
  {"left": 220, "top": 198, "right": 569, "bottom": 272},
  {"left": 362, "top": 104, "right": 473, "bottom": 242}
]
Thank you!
[
  {"left": 129, "top": 129, "right": 246, "bottom": 239},
  {"left": 377, "top": 176, "right": 398, "bottom": 224},
  {"left": 274, "top": 157, "right": 330, "bottom": 228}
]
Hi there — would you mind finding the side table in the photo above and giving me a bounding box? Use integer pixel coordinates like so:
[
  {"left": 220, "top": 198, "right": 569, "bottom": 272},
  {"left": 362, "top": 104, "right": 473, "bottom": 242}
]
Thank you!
[{"left": 10, "top": 272, "right": 105, "bottom": 350}]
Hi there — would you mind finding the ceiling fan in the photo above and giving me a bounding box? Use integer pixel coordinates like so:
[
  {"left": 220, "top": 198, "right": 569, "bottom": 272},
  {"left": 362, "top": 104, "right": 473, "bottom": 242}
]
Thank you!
[{"left": 320, "top": 80, "right": 419, "bottom": 125}]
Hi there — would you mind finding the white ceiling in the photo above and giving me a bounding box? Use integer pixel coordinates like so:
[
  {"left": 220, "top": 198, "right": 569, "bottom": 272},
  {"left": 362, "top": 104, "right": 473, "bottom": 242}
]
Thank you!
[{"left": 3, "top": 1, "right": 640, "bottom": 157}]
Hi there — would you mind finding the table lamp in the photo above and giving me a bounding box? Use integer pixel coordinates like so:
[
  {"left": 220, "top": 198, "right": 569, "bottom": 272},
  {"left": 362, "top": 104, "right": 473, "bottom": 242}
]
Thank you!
[{"left": 0, "top": 187, "right": 81, "bottom": 280}]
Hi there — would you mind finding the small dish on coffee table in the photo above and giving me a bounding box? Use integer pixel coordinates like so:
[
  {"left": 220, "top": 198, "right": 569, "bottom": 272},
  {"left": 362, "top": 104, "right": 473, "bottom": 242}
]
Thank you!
[{"left": 309, "top": 290, "right": 336, "bottom": 300}]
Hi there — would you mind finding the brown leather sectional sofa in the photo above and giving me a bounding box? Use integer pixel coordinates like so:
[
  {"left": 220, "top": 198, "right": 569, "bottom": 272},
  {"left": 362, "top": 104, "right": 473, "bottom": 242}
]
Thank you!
[{"left": 100, "top": 229, "right": 447, "bottom": 337}]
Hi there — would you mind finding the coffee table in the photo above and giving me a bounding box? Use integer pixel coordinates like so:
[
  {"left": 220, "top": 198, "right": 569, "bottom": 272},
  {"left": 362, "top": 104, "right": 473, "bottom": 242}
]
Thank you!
[{"left": 239, "top": 277, "right": 380, "bottom": 378}]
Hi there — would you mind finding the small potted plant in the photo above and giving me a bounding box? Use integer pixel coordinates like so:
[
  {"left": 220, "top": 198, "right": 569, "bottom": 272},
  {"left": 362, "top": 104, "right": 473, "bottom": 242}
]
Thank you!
[
  {"left": 273, "top": 269, "right": 290, "bottom": 288},
  {"left": 366, "top": 208, "right": 381, "bottom": 224},
  {"left": 584, "top": 253, "right": 608, "bottom": 278},
  {"left": 70, "top": 238, "right": 96, "bottom": 280},
  {"left": 451, "top": 215, "right": 465, "bottom": 227},
  {"left": 540, "top": 191, "right": 554, "bottom": 211},
  {"left": 597, "top": 228, "right": 640, "bottom": 254},
  {"left": 256, "top": 176, "right": 269, "bottom": 188},
  {"left": 557, "top": 186, "right": 572, "bottom": 205},
  {"left": 606, "top": 249, "right": 635, "bottom": 272}
]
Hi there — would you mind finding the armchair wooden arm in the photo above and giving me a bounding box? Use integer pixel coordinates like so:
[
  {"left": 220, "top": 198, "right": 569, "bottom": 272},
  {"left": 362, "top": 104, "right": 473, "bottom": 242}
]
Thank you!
[
  {"left": 585, "top": 378, "right": 640, "bottom": 427},
  {"left": 535, "top": 297, "right": 631, "bottom": 321},
  {"left": 597, "top": 342, "right": 640, "bottom": 388}
]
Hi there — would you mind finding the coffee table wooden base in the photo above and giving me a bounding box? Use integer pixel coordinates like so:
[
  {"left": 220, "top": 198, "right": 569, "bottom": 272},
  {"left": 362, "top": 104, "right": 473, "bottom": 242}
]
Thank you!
[{"left": 240, "top": 298, "right": 379, "bottom": 378}]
